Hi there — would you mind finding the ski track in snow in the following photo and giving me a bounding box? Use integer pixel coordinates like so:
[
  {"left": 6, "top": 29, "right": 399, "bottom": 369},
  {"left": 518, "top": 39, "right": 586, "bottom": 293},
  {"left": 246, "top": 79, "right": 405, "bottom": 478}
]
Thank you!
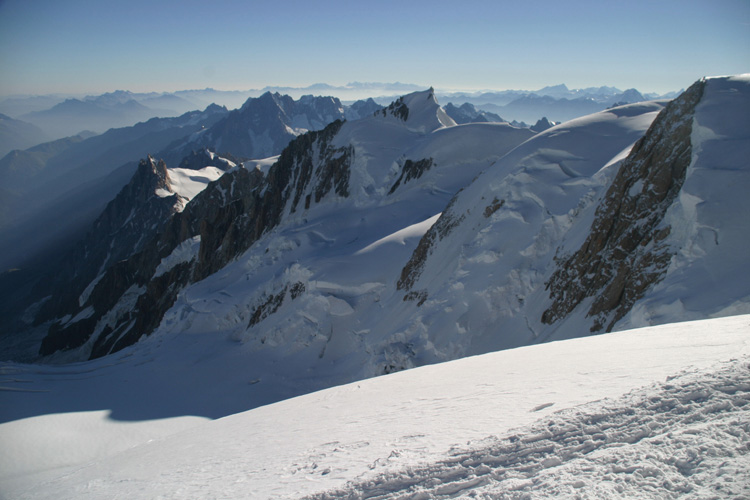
[{"left": 307, "top": 358, "right": 750, "bottom": 500}]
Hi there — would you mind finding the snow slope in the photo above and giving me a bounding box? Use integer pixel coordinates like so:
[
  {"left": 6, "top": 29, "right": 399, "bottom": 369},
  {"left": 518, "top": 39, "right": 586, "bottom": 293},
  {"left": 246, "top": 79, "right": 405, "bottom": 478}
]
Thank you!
[
  {"left": 1, "top": 315, "right": 748, "bottom": 499},
  {"left": 158, "top": 165, "right": 225, "bottom": 203},
  {"left": 618, "top": 75, "right": 750, "bottom": 328}
]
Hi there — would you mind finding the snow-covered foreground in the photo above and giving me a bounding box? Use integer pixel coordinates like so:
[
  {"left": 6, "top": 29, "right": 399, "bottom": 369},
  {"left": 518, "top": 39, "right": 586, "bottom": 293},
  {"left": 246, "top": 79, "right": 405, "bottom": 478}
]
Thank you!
[{"left": 1, "top": 315, "right": 749, "bottom": 499}]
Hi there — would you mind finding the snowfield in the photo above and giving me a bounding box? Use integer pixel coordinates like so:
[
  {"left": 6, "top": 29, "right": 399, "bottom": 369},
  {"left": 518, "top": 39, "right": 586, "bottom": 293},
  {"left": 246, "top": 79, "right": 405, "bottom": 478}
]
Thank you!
[{"left": 1, "top": 314, "right": 749, "bottom": 499}]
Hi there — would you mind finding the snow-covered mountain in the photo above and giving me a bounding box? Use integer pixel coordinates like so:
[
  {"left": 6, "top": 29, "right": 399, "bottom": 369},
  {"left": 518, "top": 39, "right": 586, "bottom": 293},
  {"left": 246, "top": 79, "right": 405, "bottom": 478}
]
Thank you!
[
  {"left": 0, "top": 75, "right": 749, "bottom": 498},
  {"left": 15, "top": 74, "right": 746, "bottom": 371},
  {"left": 32, "top": 153, "right": 235, "bottom": 350},
  {"left": 0, "top": 105, "right": 230, "bottom": 280},
  {"left": 0, "top": 95, "right": 391, "bottom": 359},
  {"left": 395, "top": 75, "right": 750, "bottom": 354},
  {"left": 33, "top": 88, "right": 534, "bottom": 360}
]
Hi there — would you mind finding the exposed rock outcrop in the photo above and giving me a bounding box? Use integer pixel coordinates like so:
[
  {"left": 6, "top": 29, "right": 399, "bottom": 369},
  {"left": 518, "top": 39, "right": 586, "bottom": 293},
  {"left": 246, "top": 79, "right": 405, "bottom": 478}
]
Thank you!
[
  {"left": 378, "top": 96, "right": 410, "bottom": 121},
  {"left": 35, "top": 156, "right": 186, "bottom": 327},
  {"left": 388, "top": 158, "right": 434, "bottom": 194},
  {"left": 397, "top": 197, "right": 465, "bottom": 295},
  {"left": 541, "top": 79, "right": 706, "bottom": 332},
  {"left": 40, "top": 120, "right": 354, "bottom": 358}
]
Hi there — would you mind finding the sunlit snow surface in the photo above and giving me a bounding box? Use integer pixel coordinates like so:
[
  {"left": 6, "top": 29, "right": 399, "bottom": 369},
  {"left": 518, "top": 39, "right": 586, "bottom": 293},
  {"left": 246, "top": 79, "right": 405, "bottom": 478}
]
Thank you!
[
  {"left": 1, "top": 315, "right": 749, "bottom": 499},
  {"left": 155, "top": 165, "right": 225, "bottom": 205}
]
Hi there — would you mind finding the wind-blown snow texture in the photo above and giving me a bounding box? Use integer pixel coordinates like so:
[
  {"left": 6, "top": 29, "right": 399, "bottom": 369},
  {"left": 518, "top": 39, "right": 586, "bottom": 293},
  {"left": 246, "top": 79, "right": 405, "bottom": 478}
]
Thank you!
[{"left": 1, "top": 315, "right": 748, "bottom": 499}]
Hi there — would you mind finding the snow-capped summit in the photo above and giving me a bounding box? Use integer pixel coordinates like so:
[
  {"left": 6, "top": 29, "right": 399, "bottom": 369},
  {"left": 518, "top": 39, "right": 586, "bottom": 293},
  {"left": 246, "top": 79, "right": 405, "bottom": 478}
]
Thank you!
[{"left": 376, "top": 88, "right": 456, "bottom": 133}]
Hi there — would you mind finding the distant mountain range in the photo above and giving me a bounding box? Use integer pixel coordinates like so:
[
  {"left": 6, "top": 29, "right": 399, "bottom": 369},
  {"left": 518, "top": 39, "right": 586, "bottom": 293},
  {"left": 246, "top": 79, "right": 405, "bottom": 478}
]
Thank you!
[
  {"left": 437, "top": 84, "right": 680, "bottom": 123},
  {"left": 0, "top": 82, "right": 679, "bottom": 145},
  {"left": 0, "top": 93, "right": 389, "bottom": 280},
  {"left": 0, "top": 113, "right": 49, "bottom": 158}
]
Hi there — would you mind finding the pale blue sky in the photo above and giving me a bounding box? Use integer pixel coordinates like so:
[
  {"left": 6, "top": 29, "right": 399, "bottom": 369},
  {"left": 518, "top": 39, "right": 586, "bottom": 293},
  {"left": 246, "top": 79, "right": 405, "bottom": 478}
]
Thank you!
[{"left": 0, "top": 0, "right": 747, "bottom": 97}]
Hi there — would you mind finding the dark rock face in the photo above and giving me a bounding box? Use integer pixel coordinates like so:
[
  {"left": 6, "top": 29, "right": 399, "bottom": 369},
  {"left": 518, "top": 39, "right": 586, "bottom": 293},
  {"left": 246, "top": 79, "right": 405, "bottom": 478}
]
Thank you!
[
  {"left": 276, "top": 120, "right": 351, "bottom": 214},
  {"left": 389, "top": 158, "right": 434, "bottom": 194},
  {"left": 248, "top": 282, "right": 305, "bottom": 327},
  {"left": 541, "top": 79, "right": 706, "bottom": 332},
  {"left": 35, "top": 156, "right": 185, "bottom": 331},
  {"left": 530, "top": 117, "right": 554, "bottom": 133},
  {"left": 378, "top": 96, "right": 410, "bottom": 121},
  {"left": 40, "top": 120, "right": 354, "bottom": 359},
  {"left": 397, "top": 197, "right": 466, "bottom": 297}
]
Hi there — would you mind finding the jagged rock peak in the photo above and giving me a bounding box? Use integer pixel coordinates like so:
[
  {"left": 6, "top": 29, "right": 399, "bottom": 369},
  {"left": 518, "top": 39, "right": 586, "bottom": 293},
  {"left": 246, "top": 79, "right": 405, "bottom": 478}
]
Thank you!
[
  {"left": 443, "top": 102, "right": 505, "bottom": 124},
  {"left": 34, "top": 155, "right": 188, "bottom": 347},
  {"left": 139, "top": 155, "right": 172, "bottom": 197},
  {"left": 530, "top": 117, "right": 554, "bottom": 133},
  {"left": 203, "top": 103, "right": 228, "bottom": 114},
  {"left": 238, "top": 91, "right": 292, "bottom": 116}
]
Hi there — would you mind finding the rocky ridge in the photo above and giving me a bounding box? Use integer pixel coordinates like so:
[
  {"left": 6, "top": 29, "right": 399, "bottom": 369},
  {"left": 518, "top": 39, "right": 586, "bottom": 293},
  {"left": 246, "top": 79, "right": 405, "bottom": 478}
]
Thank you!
[
  {"left": 541, "top": 79, "right": 706, "bottom": 332},
  {"left": 39, "top": 120, "right": 353, "bottom": 358}
]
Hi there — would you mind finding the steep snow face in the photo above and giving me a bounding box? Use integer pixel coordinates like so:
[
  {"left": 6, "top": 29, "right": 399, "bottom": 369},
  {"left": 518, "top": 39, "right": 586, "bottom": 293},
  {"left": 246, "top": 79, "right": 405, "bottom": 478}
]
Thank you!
[{"left": 398, "top": 88, "right": 457, "bottom": 132}]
